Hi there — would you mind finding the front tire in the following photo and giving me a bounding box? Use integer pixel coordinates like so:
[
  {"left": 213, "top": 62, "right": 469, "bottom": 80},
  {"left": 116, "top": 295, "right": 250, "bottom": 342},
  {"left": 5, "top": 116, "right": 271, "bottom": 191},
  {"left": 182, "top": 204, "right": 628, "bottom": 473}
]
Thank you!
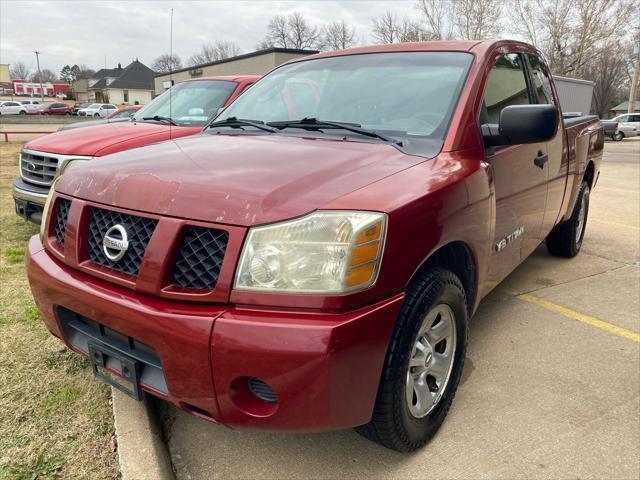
[
  {"left": 546, "top": 180, "right": 590, "bottom": 257},
  {"left": 356, "top": 268, "right": 468, "bottom": 452},
  {"left": 613, "top": 131, "right": 624, "bottom": 141},
  {"left": 93, "top": 113, "right": 100, "bottom": 118},
  {"left": 19, "top": 110, "right": 26, "bottom": 115}
]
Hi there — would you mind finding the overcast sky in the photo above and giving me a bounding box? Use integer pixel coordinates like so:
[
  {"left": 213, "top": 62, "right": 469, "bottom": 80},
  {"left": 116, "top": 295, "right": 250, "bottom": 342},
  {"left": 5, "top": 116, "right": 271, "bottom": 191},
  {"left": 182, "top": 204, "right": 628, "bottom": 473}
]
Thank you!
[{"left": 1, "top": 1, "right": 422, "bottom": 74}]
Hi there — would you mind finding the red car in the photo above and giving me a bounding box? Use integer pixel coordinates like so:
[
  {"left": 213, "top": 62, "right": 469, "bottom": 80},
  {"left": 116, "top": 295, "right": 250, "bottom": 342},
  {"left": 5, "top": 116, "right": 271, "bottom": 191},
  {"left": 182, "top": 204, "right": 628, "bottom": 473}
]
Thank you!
[
  {"left": 37, "top": 102, "right": 73, "bottom": 115},
  {"left": 13, "top": 75, "right": 259, "bottom": 223},
  {"left": 28, "top": 41, "right": 603, "bottom": 451}
]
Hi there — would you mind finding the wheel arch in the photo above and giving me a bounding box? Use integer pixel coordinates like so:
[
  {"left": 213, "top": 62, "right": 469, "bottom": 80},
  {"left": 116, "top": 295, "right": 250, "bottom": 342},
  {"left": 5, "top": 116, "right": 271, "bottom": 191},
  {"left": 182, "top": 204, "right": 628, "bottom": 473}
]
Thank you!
[
  {"left": 583, "top": 160, "right": 595, "bottom": 189},
  {"left": 409, "top": 241, "right": 477, "bottom": 315}
]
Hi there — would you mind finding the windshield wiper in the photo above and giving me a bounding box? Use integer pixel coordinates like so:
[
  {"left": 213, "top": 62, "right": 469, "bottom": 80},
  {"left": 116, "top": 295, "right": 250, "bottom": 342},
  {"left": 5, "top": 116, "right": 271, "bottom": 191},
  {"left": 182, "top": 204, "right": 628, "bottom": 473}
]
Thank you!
[
  {"left": 208, "top": 117, "right": 278, "bottom": 133},
  {"left": 142, "top": 115, "right": 177, "bottom": 126},
  {"left": 267, "top": 117, "right": 403, "bottom": 147}
]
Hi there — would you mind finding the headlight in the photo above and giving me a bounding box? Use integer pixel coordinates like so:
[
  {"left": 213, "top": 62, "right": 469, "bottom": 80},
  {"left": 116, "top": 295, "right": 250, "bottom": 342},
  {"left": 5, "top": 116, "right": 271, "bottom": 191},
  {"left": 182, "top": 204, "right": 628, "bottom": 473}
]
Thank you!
[
  {"left": 39, "top": 179, "right": 60, "bottom": 241},
  {"left": 58, "top": 159, "right": 89, "bottom": 176},
  {"left": 235, "top": 211, "right": 387, "bottom": 294}
]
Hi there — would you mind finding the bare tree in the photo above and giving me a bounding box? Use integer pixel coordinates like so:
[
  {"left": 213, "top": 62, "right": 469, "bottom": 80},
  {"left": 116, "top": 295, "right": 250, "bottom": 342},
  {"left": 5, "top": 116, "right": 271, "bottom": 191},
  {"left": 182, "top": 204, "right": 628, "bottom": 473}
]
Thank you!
[
  {"left": 509, "top": 0, "right": 632, "bottom": 77},
  {"left": 188, "top": 40, "right": 240, "bottom": 66},
  {"left": 30, "top": 69, "right": 58, "bottom": 83},
  {"left": 372, "top": 11, "right": 401, "bottom": 44},
  {"left": 321, "top": 21, "right": 356, "bottom": 50},
  {"left": 583, "top": 43, "right": 632, "bottom": 117},
  {"left": 372, "top": 11, "right": 428, "bottom": 43},
  {"left": 76, "top": 64, "right": 95, "bottom": 79},
  {"left": 287, "top": 12, "right": 320, "bottom": 49},
  {"left": 415, "top": 0, "right": 454, "bottom": 40},
  {"left": 9, "top": 61, "right": 30, "bottom": 80},
  {"left": 151, "top": 53, "right": 182, "bottom": 73},
  {"left": 261, "top": 12, "right": 319, "bottom": 49},
  {"left": 452, "top": 0, "right": 503, "bottom": 40}
]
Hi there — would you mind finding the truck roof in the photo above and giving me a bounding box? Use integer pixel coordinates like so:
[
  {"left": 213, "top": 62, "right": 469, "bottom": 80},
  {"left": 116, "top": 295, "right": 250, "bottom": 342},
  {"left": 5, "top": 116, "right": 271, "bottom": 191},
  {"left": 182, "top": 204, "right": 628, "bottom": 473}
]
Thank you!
[
  {"left": 187, "top": 75, "right": 261, "bottom": 83},
  {"left": 286, "top": 40, "right": 539, "bottom": 63}
]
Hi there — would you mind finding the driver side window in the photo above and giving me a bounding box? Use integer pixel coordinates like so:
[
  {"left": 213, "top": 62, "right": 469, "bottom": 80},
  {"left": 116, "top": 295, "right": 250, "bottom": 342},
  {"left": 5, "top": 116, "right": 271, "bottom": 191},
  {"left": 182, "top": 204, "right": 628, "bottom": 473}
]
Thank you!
[{"left": 482, "top": 53, "right": 531, "bottom": 124}]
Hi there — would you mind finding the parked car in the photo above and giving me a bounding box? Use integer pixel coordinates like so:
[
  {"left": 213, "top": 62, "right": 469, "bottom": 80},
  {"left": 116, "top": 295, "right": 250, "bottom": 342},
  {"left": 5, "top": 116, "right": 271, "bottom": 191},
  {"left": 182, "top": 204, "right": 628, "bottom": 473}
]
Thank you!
[
  {"left": 613, "top": 123, "right": 638, "bottom": 141},
  {"left": 77, "top": 103, "right": 118, "bottom": 118},
  {"left": 20, "top": 100, "right": 41, "bottom": 114},
  {"left": 601, "top": 119, "right": 618, "bottom": 138},
  {"left": 58, "top": 106, "right": 143, "bottom": 131},
  {"left": 72, "top": 102, "right": 92, "bottom": 115},
  {"left": 27, "top": 41, "right": 603, "bottom": 452},
  {"left": 37, "top": 102, "right": 73, "bottom": 116},
  {"left": 13, "top": 75, "right": 259, "bottom": 223},
  {"left": 0, "top": 100, "right": 28, "bottom": 115},
  {"left": 611, "top": 112, "right": 640, "bottom": 130}
]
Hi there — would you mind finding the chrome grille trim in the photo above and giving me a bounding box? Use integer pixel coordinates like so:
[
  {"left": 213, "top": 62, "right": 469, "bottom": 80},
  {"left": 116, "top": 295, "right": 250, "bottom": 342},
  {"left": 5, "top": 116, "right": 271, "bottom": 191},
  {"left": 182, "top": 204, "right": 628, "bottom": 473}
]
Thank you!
[{"left": 19, "top": 148, "right": 92, "bottom": 187}]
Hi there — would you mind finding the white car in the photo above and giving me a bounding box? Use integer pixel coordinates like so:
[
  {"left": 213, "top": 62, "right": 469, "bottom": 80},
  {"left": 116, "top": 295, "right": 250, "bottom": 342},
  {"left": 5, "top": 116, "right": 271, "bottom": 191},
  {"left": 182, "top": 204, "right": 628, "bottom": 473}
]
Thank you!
[
  {"left": 77, "top": 103, "right": 118, "bottom": 118},
  {"left": 613, "top": 123, "right": 638, "bottom": 141},
  {"left": 612, "top": 113, "right": 640, "bottom": 131},
  {"left": 0, "top": 101, "right": 28, "bottom": 115},
  {"left": 20, "top": 100, "right": 42, "bottom": 113}
]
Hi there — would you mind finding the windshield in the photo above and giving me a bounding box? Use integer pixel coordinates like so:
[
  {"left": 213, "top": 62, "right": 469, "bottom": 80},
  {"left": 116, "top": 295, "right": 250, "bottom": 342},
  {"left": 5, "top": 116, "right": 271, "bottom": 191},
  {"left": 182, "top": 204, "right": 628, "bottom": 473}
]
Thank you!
[
  {"left": 218, "top": 52, "right": 473, "bottom": 157},
  {"left": 134, "top": 80, "right": 237, "bottom": 126},
  {"left": 112, "top": 109, "right": 135, "bottom": 118}
]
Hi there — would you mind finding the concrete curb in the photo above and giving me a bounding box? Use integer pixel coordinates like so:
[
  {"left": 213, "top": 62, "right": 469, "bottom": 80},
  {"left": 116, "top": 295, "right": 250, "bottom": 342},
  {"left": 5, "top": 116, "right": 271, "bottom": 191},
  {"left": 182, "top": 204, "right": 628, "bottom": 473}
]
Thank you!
[{"left": 112, "top": 388, "right": 175, "bottom": 480}]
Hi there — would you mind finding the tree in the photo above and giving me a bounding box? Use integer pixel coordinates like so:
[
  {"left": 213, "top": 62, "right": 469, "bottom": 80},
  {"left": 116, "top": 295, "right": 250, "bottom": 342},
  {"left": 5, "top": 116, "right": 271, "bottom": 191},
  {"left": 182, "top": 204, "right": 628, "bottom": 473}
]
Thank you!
[
  {"left": 583, "top": 43, "right": 632, "bottom": 117},
  {"left": 60, "top": 65, "right": 74, "bottom": 83},
  {"left": 415, "top": 0, "right": 454, "bottom": 40},
  {"left": 30, "top": 69, "right": 58, "bottom": 83},
  {"left": 509, "top": 0, "right": 632, "bottom": 77},
  {"left": 151, "top": 53, "right": 182, "bottom": 73},
  {"left": 451, "top": 0, "right": 503, "bottom": 40},
  {"left": 9, "top": 61, "right": 30, "bottom": 80},
  {"left": 76, "top": 64, "right": 95, "bottom": 80},
  {"left": 371, "top": 11, "right": 428, "bottom": 44},
  {"left": 321, "top": 21, "right": 356, "bottom": 50},
  {"left": 187, "top": 40, "right": 240, "bottom": 66},
  {"left": 261, "top": 12, "right": 320, "bottom": 49}
]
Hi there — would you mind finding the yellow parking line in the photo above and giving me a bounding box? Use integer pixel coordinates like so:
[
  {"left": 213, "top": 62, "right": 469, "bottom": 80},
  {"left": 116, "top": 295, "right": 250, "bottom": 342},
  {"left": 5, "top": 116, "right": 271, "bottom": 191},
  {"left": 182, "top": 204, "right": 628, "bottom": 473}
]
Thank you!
[{"left": 517, "top": 293, "right": 640, "bottom": 343}]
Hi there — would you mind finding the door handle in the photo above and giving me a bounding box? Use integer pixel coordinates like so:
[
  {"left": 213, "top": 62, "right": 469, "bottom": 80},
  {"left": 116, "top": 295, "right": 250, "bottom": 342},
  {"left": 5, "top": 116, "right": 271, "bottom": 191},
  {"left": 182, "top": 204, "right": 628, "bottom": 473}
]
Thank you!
[{"left": 534, "top": 151, "right": 548, "bottom": 168}]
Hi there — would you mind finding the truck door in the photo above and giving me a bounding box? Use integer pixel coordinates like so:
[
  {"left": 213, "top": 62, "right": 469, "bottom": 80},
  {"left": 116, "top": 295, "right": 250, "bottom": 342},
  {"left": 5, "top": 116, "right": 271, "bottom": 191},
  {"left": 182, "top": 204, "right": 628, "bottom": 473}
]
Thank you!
[
  {"left": 481, "top": 53, "right": 549, "bottom": 283},
  {"left": 526, "top": 54, "right": 566, "bottom": 236}
]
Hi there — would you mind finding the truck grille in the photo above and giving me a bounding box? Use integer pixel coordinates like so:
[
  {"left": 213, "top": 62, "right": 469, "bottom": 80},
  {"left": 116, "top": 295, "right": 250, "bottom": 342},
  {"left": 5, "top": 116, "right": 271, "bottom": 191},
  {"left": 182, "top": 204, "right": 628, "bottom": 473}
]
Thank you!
[
  {"left": 172, "top": 227, "right": 228, "bottom": 290},
  {"left": 88, "top": 207, "right": 158, "bottom": 276},
  {"left": 20, "top": 151, "right": 60, "bottom": 186},
  {"left": 54, "top": 198, "right": 71, "bottom": 246}
]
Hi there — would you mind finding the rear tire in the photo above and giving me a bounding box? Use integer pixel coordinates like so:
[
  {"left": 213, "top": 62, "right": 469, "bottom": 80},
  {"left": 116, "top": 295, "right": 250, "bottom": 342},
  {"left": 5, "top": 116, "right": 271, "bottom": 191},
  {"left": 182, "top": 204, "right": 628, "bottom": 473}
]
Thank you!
[
  {"left": 613, "top": 131, "right": 624, "bottom": 141},
  {"left": 355, "top": 268, "right": 468, "bottom": 452},
  {"left": 546, "top": 180, "right": 590, "bottom": 258}
]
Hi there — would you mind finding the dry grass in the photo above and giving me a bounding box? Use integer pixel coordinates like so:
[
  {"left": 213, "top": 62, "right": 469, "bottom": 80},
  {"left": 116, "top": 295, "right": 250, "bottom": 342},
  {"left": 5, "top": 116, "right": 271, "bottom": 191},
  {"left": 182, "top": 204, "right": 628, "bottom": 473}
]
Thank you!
[{"left": 0, "top": 143, "right": 119, "bottom": 479}]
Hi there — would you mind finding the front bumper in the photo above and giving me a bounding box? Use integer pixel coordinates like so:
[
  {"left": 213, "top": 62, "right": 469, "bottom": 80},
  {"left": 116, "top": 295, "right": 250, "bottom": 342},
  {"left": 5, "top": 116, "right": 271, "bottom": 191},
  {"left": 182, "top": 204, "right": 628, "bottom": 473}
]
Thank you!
[
  {"left": 27, "top": 235, "right": 404, "bottom": 431},
  {"left": 13, "top": 177, "right": 48, "bottom": 223}
]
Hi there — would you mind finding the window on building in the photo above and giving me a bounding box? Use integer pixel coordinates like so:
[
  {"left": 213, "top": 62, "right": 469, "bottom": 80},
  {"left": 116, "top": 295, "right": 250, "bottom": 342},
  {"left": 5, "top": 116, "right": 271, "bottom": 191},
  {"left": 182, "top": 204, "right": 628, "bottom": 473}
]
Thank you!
[{"left": 123, "top": 90, "right": 129, "bottom": 103}]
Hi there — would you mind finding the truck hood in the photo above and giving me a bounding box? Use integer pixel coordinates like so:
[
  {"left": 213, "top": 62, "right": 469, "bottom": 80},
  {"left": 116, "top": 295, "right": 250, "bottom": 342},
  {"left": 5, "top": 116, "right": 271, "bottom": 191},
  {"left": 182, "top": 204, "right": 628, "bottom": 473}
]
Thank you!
[
  {"left": 25, "top": 121, "right": 200, "bottom": 157},
  {"left": 57, "top": 133, "right": 425, "bottom": 226}
]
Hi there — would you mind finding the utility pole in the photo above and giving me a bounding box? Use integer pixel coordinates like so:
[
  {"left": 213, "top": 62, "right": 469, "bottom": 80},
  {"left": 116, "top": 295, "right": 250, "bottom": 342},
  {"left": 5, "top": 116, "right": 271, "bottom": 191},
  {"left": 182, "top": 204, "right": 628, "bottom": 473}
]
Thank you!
[
  {"left": 628, "top": 39, "right": 640, "bottom": 114},
  {"left": 34, "top": 50, "right": 44, "bottom": 102}
]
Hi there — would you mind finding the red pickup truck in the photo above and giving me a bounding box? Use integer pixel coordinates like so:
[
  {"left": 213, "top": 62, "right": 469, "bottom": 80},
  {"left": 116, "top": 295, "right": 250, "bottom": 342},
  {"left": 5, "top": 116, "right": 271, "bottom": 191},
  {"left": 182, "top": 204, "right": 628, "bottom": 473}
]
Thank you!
[
  {"left": 28, "top": 41, "right": 603, "bottom": 452},
  {"left": 13, "top": 75, "right": 259, "bottom": 223}
]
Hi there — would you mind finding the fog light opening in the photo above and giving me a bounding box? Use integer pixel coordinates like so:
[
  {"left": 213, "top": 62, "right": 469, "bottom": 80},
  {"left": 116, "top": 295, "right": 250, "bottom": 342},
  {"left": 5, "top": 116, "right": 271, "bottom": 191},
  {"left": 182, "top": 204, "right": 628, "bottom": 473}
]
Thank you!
[
  {"left": 229, "top": 376, "right": 279, "bottom": 417},
  {"left": 247, "top": 377, "right": 278, "bottom": 403}
]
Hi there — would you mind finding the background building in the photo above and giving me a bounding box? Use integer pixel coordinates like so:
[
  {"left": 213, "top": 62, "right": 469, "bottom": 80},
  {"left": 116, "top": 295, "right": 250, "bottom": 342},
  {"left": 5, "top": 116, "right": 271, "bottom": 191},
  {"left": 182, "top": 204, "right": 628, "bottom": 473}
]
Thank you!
[
  {"left": 73, "top": 60, "right": 155, "bottom": 104},
  {"left": 154, "top": 47, "right": 317, "bottom": 94},
  {"left": 11, "top": 80, "right": 69, "bottom": 97}
]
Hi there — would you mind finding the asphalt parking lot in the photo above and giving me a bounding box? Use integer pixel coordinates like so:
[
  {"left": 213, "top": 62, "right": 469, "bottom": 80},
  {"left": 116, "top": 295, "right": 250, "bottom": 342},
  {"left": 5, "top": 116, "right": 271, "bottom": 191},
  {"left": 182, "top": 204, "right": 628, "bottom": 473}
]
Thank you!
[{"left": 160, "top": 139, "right": 639, "bottom": 480}]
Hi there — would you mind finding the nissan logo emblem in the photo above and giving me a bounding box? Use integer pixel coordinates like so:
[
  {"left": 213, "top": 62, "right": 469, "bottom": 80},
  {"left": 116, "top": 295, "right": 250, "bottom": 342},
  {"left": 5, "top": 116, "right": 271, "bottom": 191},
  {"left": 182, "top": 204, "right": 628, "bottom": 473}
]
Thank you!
[
  {"left": 102, "top": 224, "right": 129, "bottom": 261},
  {"left": 27, "top": 162, "right": 37, "bottom": 171}
]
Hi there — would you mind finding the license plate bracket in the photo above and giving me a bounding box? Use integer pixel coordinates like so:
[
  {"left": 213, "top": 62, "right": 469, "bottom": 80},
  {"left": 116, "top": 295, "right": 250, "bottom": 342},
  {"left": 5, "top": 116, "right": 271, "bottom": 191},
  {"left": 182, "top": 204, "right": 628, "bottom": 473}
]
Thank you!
[{"left": 88, "top": 342, "right": 142, "bottom": 401}]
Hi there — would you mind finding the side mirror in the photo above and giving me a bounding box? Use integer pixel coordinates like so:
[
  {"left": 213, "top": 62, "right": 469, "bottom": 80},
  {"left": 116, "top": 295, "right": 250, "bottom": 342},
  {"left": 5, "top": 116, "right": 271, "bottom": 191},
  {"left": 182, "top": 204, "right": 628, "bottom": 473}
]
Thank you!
[{"left": 483, "top": 104, "right": 558, "bottom": 147}]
